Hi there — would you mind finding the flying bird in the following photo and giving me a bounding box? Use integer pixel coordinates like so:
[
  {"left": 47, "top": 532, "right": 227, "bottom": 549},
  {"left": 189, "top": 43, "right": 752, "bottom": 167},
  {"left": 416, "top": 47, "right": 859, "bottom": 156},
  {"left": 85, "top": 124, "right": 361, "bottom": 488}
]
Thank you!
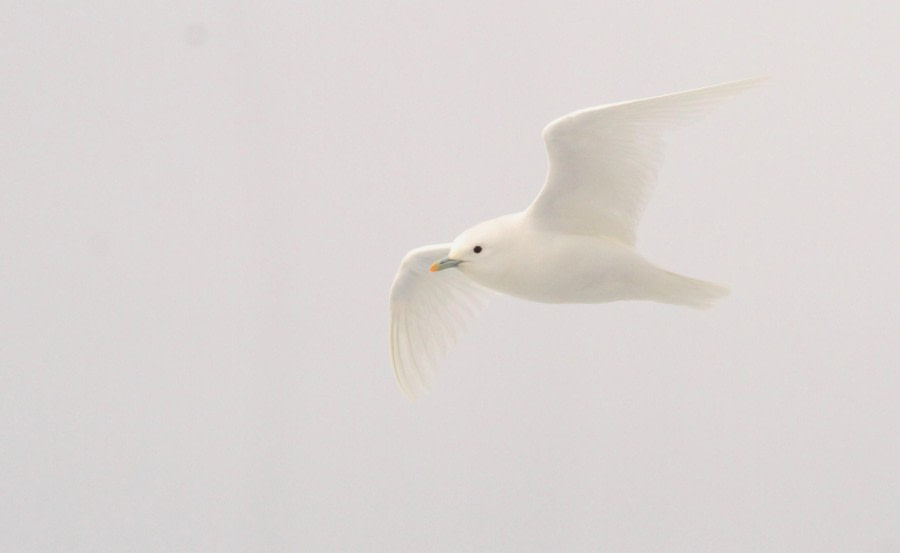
[{"left": 389, "top": 78, "right": 765, "bottom": 399}]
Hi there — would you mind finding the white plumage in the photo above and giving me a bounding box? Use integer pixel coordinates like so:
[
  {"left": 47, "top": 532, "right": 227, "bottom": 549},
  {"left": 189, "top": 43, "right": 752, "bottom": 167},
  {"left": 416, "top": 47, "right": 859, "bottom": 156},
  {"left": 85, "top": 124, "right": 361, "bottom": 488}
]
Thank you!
[{"left": 389, "top": 78, "right": 765, "bottom": 399}]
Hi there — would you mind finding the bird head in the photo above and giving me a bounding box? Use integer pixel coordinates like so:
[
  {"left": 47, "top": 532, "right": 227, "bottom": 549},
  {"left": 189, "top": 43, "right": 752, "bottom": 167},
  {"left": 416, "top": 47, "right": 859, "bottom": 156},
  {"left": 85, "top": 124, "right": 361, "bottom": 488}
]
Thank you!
[{"left": 429, "top": 214, "right": 519, "bottom": 277}]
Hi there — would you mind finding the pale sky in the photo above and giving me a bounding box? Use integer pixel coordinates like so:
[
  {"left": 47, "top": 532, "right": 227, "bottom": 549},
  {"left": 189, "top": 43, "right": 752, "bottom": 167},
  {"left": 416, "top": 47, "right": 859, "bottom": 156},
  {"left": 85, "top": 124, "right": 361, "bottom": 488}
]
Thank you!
[{"left": 2, "top": 2, "right": 898, "bottom": 552}]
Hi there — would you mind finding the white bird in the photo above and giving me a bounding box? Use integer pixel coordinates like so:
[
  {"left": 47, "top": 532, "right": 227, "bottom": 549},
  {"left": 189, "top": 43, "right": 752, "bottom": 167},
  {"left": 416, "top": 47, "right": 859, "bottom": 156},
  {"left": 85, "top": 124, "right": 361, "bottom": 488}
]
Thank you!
[{"left": 389, "top": 78, "right": 765, "bottom": 399}]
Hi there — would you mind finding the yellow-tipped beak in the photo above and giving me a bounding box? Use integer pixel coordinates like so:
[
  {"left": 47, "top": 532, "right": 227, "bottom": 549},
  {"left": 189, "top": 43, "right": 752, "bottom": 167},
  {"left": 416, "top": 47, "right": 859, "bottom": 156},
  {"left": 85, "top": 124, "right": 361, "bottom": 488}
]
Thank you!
[{"left": 429, "top": 256, "right": 461, "bottom": 272}]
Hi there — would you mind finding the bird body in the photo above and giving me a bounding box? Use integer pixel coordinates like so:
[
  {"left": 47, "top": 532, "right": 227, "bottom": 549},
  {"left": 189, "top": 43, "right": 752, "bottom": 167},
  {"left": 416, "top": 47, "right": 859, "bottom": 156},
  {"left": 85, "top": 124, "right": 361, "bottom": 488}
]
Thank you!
[
  {"left": 442, "top": 212, "right": 726, "bottom": 306},
  {"left": 389, "top": 78, "right": 765, "bottom": 398}
]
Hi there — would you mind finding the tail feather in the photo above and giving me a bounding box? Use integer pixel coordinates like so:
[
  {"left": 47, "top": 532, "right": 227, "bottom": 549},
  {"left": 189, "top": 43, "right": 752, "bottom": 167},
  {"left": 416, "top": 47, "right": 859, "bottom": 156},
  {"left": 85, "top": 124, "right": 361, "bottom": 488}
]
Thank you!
[{"left": 650, "top": 270, "right": 730, "bottom": 309}]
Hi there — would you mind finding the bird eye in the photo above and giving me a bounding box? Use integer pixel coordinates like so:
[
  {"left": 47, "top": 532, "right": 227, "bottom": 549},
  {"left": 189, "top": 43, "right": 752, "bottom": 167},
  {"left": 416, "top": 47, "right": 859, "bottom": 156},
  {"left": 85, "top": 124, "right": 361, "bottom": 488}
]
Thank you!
[{"left": 473, "top": 245, "right": 482, "bottom": 253}]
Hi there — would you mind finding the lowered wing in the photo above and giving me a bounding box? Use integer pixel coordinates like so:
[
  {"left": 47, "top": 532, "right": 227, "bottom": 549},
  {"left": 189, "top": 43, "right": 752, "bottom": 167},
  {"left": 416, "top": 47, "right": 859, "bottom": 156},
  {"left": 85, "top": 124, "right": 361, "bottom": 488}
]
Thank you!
[{"left": 389, "top": 243, "right": 489, "bottom": 399}]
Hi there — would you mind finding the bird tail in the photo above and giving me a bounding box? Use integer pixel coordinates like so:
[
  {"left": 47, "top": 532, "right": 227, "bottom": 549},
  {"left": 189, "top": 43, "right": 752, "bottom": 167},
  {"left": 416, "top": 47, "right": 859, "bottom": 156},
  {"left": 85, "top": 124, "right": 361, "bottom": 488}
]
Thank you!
[{"left": 647, "top": 270, "right": 730, "bottom": 309}]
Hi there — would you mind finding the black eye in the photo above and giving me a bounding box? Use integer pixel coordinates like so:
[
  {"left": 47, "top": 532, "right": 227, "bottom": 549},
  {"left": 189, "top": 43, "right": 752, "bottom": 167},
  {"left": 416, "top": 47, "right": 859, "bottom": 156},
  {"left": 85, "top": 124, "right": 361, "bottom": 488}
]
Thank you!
[{"left": 473, "top": 245, "right": 482, "bottom": 253}]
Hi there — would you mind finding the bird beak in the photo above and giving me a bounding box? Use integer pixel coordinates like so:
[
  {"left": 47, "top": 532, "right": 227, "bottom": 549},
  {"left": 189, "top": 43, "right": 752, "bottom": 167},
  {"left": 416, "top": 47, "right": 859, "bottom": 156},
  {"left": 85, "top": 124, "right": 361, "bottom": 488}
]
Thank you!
[{"left": 429, "top": 256, "right": 462, "bottom": 272}]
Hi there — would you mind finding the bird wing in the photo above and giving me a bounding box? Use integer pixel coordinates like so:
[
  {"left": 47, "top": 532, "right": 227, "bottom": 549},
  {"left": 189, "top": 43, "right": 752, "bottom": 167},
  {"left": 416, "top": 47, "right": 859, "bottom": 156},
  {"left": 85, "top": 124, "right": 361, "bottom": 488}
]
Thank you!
[
  {"left": 389, "top": 243, "right": 490, "bottom": 399},
  {"left": 525, "top": 78, "right": 766, "bottom": 245}
]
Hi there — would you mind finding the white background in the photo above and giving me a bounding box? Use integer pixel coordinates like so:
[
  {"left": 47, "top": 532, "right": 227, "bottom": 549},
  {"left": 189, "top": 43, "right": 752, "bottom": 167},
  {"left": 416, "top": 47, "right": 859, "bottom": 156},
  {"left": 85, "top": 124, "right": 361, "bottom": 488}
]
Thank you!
[{"left": 2, "top": 2, "right": 898, "bottom": 552}]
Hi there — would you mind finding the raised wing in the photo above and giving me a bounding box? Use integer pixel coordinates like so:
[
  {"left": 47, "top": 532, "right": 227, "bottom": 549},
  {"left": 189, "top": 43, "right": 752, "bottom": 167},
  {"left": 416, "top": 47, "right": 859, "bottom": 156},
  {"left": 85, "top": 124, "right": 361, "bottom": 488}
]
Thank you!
[
  {"left": 389, "top": 243, "right": 489, "bottom": 399},
  {"left": 525, "top": 78, "right": 766, "bottom": 244}
]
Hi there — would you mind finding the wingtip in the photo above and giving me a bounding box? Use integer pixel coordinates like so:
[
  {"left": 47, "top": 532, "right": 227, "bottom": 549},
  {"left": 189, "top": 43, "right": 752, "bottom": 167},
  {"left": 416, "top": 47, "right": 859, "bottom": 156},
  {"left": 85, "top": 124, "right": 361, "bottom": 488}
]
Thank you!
[
  {"left": 720, "top": 75, "right": 771, "bottom": 90},
  {"left": 397, "top": 380, "right": 425, "bottom": 401},
  {"left": 736, "top": 75, "right": 770, "bottom": 83}
]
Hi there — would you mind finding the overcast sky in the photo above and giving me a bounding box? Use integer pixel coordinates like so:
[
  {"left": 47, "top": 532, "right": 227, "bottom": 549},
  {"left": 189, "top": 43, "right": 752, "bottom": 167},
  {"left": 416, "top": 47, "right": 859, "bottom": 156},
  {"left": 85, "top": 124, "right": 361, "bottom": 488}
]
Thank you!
[{"left": 2, "top": 2, "right": 898, "bottom": 552}]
